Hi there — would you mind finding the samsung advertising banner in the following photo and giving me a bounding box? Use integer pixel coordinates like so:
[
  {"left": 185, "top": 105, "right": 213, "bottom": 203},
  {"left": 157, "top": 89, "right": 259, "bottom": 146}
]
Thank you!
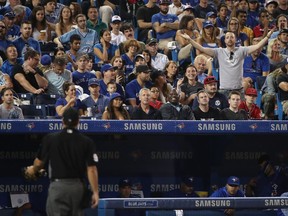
[{"left": 0, "top": 120, "right": 287, "bottom": 214}]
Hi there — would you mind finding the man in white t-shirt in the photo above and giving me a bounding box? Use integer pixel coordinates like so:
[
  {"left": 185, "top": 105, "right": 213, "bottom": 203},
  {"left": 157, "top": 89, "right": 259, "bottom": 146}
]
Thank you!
[{"left": 110, "top": 15, "right": 126, "bottom": 46}]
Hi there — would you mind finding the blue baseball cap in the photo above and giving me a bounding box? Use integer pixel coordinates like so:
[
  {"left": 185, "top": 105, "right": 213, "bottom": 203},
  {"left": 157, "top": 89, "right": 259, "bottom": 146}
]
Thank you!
[
  {"left": 227, "top": 176, "right": 240, "bottom": 186},
  {"left": 101, "top": 64, "right": 117, "bottom": 74},
  {"left": 203, "top": 20, "right": 214, "bottom": 28},
  {"left": 4, "top": 11, "right": 16, "bottom": 19},
  {"left": 206, "top": 11, "right": 216, "bottom": 19},
  {"left": 109, "top": 93, "right": 123, "bottom": 101},
  {"left": 41, "top": 54, "right": 52, "bottom": 66},
  {"left": 88, "top": 78, "right": 100, "bottom": 86}
]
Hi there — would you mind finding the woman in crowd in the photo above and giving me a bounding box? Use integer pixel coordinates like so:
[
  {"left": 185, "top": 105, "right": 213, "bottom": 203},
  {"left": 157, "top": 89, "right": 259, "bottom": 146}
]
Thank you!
[
  {"left": 220, "top": 17, "right": 249, "bottom": 47},
  {"left": 54, "top": 47, "right": 65, "bottom": 57},
  {"left": 55, "top": 81, "right": 84, "bottom": 117},
  {"left": 196, "top": 21, "right": 221, "bottom": 56},
  {"left": 69, "top": 2, "right": 82, "bottom": 23},
  {"left": 94, "top": 28, "right": 119, "bottom": 64},
  {"left": 195, "top": 21, "right": 219, "bottom": 75},
  {"left": 53, "top": 47, "right": 75, "bottom": 72},
  {"left": 179, "top": 64, "right": 203, "bottom": 106},
  {"left": 164, "top": 61, "right": 179, "bottom": 88},
  {"left": 55, "top": 6, "right": 74, "bottom": 37},
  {"left": 175, "top": 15, "right": 200, "bottom": 61},
  {"left": 142, "top": 49, "right": 154, "bottom": 71},
  {"left": 111, "top": 56, "right": 125, "bottom": 85},
  {"left": 267, "top": 38, "right": 288, "bottom": 72},
  {"left": 121, "top": 39, "right": 141, "bottom": 79},
  {"left": 102, "top": 93, "right": 130, "bottom": 120},
  {"left": 30, "top": 6, "right": 53, "bottom": 42},
  {"left": 151, "top": 70, "right": 172, "bottom": 103}
]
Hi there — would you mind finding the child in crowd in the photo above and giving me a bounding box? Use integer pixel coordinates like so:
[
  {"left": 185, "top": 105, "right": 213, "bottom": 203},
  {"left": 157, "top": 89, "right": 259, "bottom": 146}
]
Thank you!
[{"left": 106, "top": 81, "right": 117, "bottom": 97}]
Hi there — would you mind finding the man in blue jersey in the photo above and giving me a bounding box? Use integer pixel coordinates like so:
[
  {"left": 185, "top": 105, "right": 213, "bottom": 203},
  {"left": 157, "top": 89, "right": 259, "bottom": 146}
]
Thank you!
[
  {"left": 243, "top": 37, "right": 270, "bottom": 89},
  {"left": 210, "top": 176, "right": 244, "bottom": 216},
  {"left": 43, "top": 0, "right": 57, "bottom": 24},
  {"left": 152, "top": 0, "right": 179, "bottom": 54},
  {"left": 99, "top": 64, "right": 125, "bottom": 97},
  {"left": 0, "top": 0, "right": 31, "bottom": 22},
  {"left": 125, "top": 65, "right": 152, "bottom": 107},
  {"left": 3, "top": 11, "right": 20, "bottom": 41},
  {"left": 72, "top": 53, "right": 96, "bottom": 95},
  {"left": 82, "top": 78, "right": 109, "bottom": 119},
  {"left": 54, "top": 14, "right": 98, "bottom": 54},
  {"left": 12, "top": 21, "right": 41, "bottom": 58},
  {"left": 211, "top": 176, "right": 245, "bottom": 197},
  {"left": 1, "top": 45, "right": 23, "bottom": 77}
]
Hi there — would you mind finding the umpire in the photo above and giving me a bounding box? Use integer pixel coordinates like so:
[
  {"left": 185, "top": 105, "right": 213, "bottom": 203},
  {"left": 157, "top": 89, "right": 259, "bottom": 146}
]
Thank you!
[{"left": 25, "top": 108, "right": 99, "bottom": 215}]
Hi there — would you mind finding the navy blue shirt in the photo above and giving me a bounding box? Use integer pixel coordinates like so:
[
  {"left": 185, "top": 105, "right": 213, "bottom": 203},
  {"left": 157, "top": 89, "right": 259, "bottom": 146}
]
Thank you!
[
  {"left": 192, "top": 92, "right": 228, "bottom": 111},
  {"left": 243, "top": 53, "right": 270, "bottom": 83},
  {"left": 210, "top": 186, "right": 245, "bottom": 197},
  {"left": 12, "top": 37, "right": 41, "bottom": 57},
  {"left": 253, "top": 168, "right": 288, "bottom": 197}
]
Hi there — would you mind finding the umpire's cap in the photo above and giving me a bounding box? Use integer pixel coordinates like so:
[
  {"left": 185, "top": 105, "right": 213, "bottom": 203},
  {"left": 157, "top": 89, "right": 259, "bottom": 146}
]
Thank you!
[{"left": 63, "top": 108, "right": 79, "bottom": 127}]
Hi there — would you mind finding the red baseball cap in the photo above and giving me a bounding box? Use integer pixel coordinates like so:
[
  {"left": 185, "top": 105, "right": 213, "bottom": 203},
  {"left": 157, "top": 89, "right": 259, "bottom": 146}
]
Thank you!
[
  {"left": 204, "top": 76, "right": 217, "bottom": 85},
  {"left": 245, "top": 88, "right": 257, "bottom": 96}
]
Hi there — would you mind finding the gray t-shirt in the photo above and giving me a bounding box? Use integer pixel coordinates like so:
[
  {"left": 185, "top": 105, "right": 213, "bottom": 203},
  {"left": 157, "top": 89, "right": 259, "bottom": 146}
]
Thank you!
[
  {"left": 213, "top": 47, "right": 249, "bottom": 90},
  {"left": 44, "top": 69, "right": 72, "bottom": 95},
  {"left": 0, "top": 104, "right": 24, "bottom": 119}
]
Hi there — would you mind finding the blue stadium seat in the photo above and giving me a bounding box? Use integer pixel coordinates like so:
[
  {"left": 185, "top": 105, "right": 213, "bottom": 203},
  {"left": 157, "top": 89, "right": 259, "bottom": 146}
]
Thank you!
[
  {"left": 17, "top": 93, "right": 34, "bottom": 105},
  {"left": 20, "top": 104, "right": 47, "bottom": 119},
  {"left": 46, "top": 104, "right": 57, "bottom": 118},
  {"left": 33, "top": 94, "right": 60, "bottom": 105}
]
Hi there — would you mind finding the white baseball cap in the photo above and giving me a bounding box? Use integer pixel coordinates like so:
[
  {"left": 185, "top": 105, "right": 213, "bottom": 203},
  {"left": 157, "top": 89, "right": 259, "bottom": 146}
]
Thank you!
[{"left": 111, "top": 15, "right": 122, "bottom": 23}]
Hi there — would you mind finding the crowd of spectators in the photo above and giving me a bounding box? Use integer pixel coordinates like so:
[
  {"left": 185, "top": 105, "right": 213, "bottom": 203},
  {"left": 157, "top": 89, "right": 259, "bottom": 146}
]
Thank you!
[{"left": 0, "top": 0, "right": 288, "bottom": 120}]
